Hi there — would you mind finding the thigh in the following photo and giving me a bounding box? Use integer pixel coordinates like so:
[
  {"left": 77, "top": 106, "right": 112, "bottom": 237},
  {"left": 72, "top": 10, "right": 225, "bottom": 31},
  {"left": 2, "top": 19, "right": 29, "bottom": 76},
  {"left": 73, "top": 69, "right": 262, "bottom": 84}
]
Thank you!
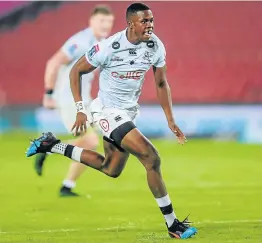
[
  {"left": 102, "top": 138, "right": 130, "bottom": 175},
  {"left": 120, "top": 128, "right": 159, "bottom": 167}
]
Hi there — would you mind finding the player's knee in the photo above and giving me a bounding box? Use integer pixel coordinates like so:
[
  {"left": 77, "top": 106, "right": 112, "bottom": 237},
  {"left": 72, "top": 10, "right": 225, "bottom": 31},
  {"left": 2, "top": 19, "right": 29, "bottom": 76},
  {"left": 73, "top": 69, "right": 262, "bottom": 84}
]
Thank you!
[
  {"left": 101, "top": 157, "right": 123, "bottom": 178},
  {"left": 151, "top": 152, "right": 161, "bottom": 170},
  {"left": 102, "top": 163, "right": 122, "bottom": 178},
  {"left": 143, "top": 151, "right": 161, "bottom": 171},
  {"left": 139, "top": 144, "right": 161, "bottom": 168}
]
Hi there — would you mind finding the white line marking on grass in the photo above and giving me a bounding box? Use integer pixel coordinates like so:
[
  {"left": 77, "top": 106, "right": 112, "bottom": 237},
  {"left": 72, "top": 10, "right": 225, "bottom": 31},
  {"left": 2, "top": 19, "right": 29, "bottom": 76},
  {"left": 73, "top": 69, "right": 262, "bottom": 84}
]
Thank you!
[
  {"left": 1, "top": 220, "right": 261, "bottom": 235},
  {"left": 96, "top": 225, "right": 135, "bottom": 231},
  {"left": 0, "top": 229, "right": 78, "bottom": 235},
  {"left": 97, "top": 219, "right": 262, "bottom": 231},
  {"left": 195, "top": 219, "right": 262, "bottom": 224},
  {"left": 97, "top": 222, "right": 136, "bottom": 231}
]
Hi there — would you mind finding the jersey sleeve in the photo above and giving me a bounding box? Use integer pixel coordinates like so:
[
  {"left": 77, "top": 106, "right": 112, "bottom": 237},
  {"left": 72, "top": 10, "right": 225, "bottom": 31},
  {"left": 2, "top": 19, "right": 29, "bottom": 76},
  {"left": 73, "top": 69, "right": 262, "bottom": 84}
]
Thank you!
[
  {"left": 61, "top": 31, "right": 86, "bottom": 61},
  {"left": 85, "top": 39, "right": 109, "bottom": 67},
  {"left": 153, "top": 41, "right": 166, "bottom": 68}
]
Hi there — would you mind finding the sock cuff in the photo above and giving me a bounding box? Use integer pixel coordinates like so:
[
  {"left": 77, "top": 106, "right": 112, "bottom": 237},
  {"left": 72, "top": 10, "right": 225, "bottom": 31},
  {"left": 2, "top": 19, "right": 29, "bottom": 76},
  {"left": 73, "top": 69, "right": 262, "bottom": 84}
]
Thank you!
[
  {"left": 63, "top": 179, "right": 76, "bottom": 189},
  {"left": 155, "top": 194, "right": 171, "bottom": 207},
  {"left": 160, "top": 204, "right": 173, "bottom": 215},
  {"left": 64, "top": 144, "right": 74, "bottom": 158},
  {"left": 71, "top": 147, "right": 83, "bottom": 162}
]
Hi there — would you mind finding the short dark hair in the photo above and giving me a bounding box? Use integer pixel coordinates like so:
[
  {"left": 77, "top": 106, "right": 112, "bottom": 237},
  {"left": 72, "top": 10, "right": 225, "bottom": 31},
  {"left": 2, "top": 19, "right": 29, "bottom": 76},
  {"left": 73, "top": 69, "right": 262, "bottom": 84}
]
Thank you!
[
  {"left": 126, "top": 3, "right": 150, "bottom": 20},
  {"left": 91, "top": 4, "right": 113, "bottom": 16}
]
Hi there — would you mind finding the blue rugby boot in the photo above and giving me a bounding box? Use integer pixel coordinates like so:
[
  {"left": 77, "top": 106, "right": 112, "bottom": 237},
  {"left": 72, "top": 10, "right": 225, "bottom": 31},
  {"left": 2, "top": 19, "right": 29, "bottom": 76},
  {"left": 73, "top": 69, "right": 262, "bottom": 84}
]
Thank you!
[
  {"left": 26, "top": 132, "right": 60, "bottom": 157},
  {"left": 167, "top": 215, "right": 197, "bottom": 239}
]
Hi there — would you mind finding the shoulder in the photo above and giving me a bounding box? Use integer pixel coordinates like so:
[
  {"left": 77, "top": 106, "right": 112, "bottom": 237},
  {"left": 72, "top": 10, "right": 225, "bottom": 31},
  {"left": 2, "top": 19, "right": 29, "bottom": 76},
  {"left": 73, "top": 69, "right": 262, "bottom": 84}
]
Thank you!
[
  {"left": 65, "top": 28, "right": 91, "bottom": 44},
  {"left": 86, "top": 30, "right": 125, "bottom": 63},
  {"left": 97, "top": 30, "right": 125, "bottom": 52}
]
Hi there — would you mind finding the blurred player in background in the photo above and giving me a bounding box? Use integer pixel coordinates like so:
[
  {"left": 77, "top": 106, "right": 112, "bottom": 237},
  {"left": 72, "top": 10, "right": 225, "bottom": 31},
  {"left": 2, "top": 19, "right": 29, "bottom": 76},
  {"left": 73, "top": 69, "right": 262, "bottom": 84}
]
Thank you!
[{"left": 34, "top": 5, "right": 115, "bottom": 197}]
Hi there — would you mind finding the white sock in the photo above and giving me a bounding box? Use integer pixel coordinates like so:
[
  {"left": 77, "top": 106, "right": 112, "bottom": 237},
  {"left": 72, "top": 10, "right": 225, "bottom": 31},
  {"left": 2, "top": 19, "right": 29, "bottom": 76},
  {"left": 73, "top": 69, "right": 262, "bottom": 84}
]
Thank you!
[
  {"left": 51, "top": 143, "right": 67, "bottom": 154},
  {"left": 156, "top": 194, "right": 177, "bottom": 227},
  {"left": 71, "top": 147, "right": 83, "bottom": 162},
  {"left": 51, "top": 143, "right": 83, "bottom": 162},
  {"left": 63, "top": 179, "right": 76, "bottom": 189}
]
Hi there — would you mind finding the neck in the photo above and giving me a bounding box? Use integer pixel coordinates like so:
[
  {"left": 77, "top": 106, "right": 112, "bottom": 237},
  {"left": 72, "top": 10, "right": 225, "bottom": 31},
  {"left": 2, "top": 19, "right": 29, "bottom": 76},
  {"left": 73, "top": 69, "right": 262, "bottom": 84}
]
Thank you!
[{"left": 126, "top": 28, "right": 141, "bottom": 45}]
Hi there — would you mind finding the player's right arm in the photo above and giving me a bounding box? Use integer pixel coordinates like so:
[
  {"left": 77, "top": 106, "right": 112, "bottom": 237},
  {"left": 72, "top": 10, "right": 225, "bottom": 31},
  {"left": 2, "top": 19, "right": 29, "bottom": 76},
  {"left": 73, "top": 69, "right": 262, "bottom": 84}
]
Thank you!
[
  {"left": 69, "top": 55, "right": 97, "bottom": 135},
  {"left": 70, "top": 41, "right": 108, "bottom": 135},
  {"left": 69, "top": 55, "right": 97, "bottom": 103}
]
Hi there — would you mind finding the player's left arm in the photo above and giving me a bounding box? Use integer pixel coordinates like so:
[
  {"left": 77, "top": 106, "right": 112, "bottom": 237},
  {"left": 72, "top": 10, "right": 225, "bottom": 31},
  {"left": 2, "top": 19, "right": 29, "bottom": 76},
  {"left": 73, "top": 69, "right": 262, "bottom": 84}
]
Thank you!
[
  {"left": 70, "top": 55, "right": 97, "bottom": 102},
  {"left": 153, "top": 65, "right": 186, "bottom": 144}
]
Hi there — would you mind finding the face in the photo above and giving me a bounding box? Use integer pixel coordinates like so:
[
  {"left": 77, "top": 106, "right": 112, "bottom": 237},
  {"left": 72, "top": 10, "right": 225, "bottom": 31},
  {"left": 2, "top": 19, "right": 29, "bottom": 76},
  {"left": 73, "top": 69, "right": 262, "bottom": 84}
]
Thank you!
[
  {"left": 130, "top": 10, "right": 154, "bottom": 42},
  {"left": 90, "top": 13, "right": 114, "bottom": 39}
]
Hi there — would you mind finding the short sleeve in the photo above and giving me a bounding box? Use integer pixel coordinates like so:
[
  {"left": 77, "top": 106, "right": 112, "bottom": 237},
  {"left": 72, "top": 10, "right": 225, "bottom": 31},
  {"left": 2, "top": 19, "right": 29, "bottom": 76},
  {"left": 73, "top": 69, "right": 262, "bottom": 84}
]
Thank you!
[
  {"left": 61, "top": 32, "right": 86, "bottom": 60},
  {"left": 153, "top": 42, "right": 166, "bottom": 68},
  {"left": 85, "top": 40, "right": 108, "bottom": 67}
]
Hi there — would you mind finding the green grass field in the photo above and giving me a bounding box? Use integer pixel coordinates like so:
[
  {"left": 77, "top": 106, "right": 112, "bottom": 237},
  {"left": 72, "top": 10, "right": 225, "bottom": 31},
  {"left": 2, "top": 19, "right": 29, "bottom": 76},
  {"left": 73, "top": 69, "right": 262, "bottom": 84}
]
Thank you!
[{"left": 0, "top": 132, "right": 261, "bottom": 243}]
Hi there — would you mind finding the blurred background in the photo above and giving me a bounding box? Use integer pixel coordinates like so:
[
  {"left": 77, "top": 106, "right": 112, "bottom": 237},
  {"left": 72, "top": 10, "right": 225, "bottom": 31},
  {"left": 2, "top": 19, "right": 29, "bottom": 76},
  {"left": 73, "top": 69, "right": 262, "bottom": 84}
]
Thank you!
[
  {"left": 0, "top": 1, "right": 261, "bottom": 243},
  {"left": 0, "top": 1, "right": 262, "bottom": 142}
]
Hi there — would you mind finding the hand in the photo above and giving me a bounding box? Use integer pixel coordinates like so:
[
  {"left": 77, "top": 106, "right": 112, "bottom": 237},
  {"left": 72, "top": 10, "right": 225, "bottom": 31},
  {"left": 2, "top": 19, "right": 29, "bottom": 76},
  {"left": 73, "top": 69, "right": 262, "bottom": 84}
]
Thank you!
[
  {"left": 43, "top": 95, "right": 56, "bottom": 109},
  {"left": 71, "top": 112, "right": 88, "bottom": 136},
  {"left": 168, "top": 121, "right": 187, "bottom": 145}
]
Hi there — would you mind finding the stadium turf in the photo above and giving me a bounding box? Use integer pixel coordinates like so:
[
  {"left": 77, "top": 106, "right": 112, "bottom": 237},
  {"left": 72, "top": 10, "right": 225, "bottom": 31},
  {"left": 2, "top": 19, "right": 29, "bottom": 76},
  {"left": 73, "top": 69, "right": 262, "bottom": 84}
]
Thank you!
[{"left": 0, "top": 132, "right": 261, "bottom": 243}]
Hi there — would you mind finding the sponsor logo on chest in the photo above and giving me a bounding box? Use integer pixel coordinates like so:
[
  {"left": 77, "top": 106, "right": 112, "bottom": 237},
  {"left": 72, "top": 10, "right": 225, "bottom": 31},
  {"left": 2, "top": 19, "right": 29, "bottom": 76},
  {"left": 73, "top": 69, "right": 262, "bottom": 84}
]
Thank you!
[{"left": 111, "top": 70, "right": 145, "bottom": 80}]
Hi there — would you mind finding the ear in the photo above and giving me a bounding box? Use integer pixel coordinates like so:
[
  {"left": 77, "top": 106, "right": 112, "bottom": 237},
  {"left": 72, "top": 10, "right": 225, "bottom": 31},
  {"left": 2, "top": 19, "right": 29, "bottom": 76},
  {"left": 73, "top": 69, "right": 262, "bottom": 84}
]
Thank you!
[{"left": 128, "top": 21, "right": 134, "bottom": 29}]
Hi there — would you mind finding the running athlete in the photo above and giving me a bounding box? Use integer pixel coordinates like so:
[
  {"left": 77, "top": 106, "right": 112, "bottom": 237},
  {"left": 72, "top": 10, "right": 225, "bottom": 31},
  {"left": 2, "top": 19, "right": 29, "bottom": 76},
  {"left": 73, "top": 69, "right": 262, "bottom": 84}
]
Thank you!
[{"left": 27, "top": 3, "right": 197, "bottom": 239}]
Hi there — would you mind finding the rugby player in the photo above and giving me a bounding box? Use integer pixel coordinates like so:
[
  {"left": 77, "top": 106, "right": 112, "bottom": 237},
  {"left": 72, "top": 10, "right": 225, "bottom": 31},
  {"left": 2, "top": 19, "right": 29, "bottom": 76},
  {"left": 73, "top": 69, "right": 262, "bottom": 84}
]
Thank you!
[
  {"left": 27, "top": 3, "right": 197, "bottom": 238},
  {"left": 35, "top": 5, "right": 114, "bottom": 197}
]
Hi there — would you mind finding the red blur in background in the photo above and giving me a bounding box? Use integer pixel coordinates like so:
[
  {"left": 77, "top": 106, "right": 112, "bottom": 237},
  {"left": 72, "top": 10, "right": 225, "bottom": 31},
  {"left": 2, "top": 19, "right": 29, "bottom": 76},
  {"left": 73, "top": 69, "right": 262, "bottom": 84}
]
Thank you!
[{"left": 0, "top": 1, "right": 262, "bottom": 105}]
